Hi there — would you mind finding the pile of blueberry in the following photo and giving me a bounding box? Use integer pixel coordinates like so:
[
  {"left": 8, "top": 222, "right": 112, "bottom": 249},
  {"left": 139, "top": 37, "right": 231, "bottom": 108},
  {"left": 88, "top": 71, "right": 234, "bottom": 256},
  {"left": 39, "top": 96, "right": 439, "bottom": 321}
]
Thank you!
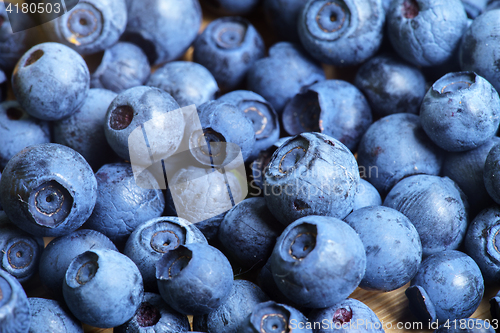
[{"left": 2, "top": 0, "right": 500, "bottom": 332}]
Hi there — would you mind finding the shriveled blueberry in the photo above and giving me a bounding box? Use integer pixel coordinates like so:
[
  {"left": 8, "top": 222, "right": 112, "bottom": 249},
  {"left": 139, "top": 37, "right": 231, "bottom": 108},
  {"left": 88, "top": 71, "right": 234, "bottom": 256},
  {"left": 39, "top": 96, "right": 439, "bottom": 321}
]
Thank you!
[
  {"left": 0, "top": 270, "right": 30, "bottom": 332},
  {"left": 420, "top": 72, "right": 500, "bottom": 152},
  {"left": 156, "top": 243, "right": 233, "bottom": 315},
  {"left": 63, "top": 248, "right": 144, "bottom": 328},
  {"left": 124, "top": 216, "right": 207, "bottom": 291},
  {"left": 193, "top": 280, "right": 270, "bottom": 333},
  {"left": 264, "top": 133, "right": 359, "bottom": 225},
  {"left": 270, "top": 216, "right": 366, "bottom": 308},
  {"left": 353, "top": 179, "right": 382, "bottom": 211},
  {"left": 39, "top": 229, "right": 117, "bottom": 298},
  {"left": 282, "top": 80, "right": 372, "bottom": 151},
  {"left": 115, "top": 292, "right": 190, "bottom": 333},
  {"left": 298, "top": 0, "right": 385, "bottom": 66},
  {"left": 406, "top": 250, "right": 483, "bottom": 323},
  {"left": 0, "top": 143, "right": 97, "bottom": 237},
  {"left": 28, "top": 298, "right": 82, "bottom": 333},
  {"left": 384, "top": 174, "right": 468, "bottom": 257}
]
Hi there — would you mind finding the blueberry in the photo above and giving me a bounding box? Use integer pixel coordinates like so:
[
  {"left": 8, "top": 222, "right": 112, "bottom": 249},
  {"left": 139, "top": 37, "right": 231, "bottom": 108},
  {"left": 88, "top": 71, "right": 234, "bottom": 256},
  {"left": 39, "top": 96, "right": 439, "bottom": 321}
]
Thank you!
[
  {"left": 12, "top": 42, "right": 90, "bottom": 121},
  {"left": 264, "top": 133, "right": 359, "bottom": 226},
  {"left": 104, "top": 86, "right": 184, "bottom": 162},
  {"left": 352, "top": 179, "right": 382, "bottom": 211},
  {"left": 28, "top": 298, "right": 83, "bottom": 333},
  {"left": 263, "top": 0, "right": 308, "bottom": 43},
  {"left": 420, "top": 72, "right": 500, "bottom": 152},
  {"left": 0, "top": 213, "right": 44, "bottom": 284},
  {"left": 38, "top": 229, "right": 117, "bottom": 298},
  {"left": 384, "top": 174, "right": 468, "bottom": 257},
  {"left": 63, "top": 248, "right": 144, "bottom": 328},
  {"left": 483, "top": 144, "right": 500, "bottom": 205},
  {"left": 42, "top": 0, "right": 127, "bottom": 55},
  {"left": 354, "top": 54, "right": 427, "bottom": 117},
  {"left": 147, "top": 61, "right": 218, "bottom": 107},
  {"left": 0, "top": 101, "right": 50, "bottom": 169},
  {"left": 156, "top": 243, "right": 233, "bottom": 315},
  {"left": 192, "top": 280, "right": 270, "bottom": 333},
  {"left": 238, "top": 301, "right": 312, "bottom": 333},
  {"left": 123, "top": 216, "right": 207, "bottom": 292},
  {"left": 270, "top": 216, "right": 366, "bottom": 308},
  {"left": 91, "top": 42, "right": 151, "bottom": 93},
  {"left": 298, "top": 0, "right": 385, "bottom": 66},
  {"left": 406, "top": 250, "right": 484, "bottom": 323},
  {"left": 193, "top": 16, "right": 265, "bottom": 92},
  {"left": 0, "top": 270, "right": 30, "bottom": 333},
  {"left": 115, "top": 292, "right": 190, "bottom": 333},
  {"left": 387, "top": 0, "right": 468, "bottom": 67},
  {"left": 344, "top": 206, "right": 422, "bottom": 291},
  {"left": 123, "top": 0, "right": 202, "bottom": 65},
  {"left": 218, "top": 90, "right": 280, "bottom": 160},
  {"left": 53, "top": 88, "right": 118, "bottom": 170},
  {"left": 282, "top": 80, "right": 372, "bottom": 151},
  {"left": 0, "top": 143, "right": 97, "bottom": 237},
  {"left": 357, "top": 113, "right": 444, "bottom": 195},
  {"left": 434, "top": 318, "right": 495, "bottom": 332},
  {"left": 464, "top": 205, "right": 500, "bottom": 284},
  {"left": 460, "top": 9, "right": 500, "bottom": 93},
  {"left": 442, "top": 137, "right": 500, "bottom": 215},
  {"left": 218, "top": 197, "right": 283, "bottom": 268},
  {"left": 84, "top": 163, "right": 165, "bottom": 245},
  {"left": 247, "top": 42, "right": 325, "bottom": 113},
  {"left": 308, "top": 298, "right": 385, "bottom": 333},
  {"left": 202, "top": 0, "right": 261, "bottom": 15}
]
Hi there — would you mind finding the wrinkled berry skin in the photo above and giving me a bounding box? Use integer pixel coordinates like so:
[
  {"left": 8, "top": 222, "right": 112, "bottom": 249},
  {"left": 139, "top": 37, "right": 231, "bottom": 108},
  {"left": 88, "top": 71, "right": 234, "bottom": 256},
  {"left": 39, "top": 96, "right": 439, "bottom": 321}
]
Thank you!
[
  {"left": 464, "top": 205, "right": 500, "bottom": 283},
  {"left": 247, "top": 42, "right": 325, "bottom": 113},
  {"left": 384, "top": 175, "right": 468, "bottom": 257},
  {"left": 264, "top": 133, "right": 359, "bottom": 226},
  {"left": 461, "top": 0, "right": 488, "bottom": 18},
  {"left": 54, "top": 88, "right": 118, "bottom": 170},
  {"left": 420, "top": 72, "right": 500, "bottom": 152},
  {"left": 442, "top": 137, "right": 500, "bottom": 215},
  {"left": 115, "top": 292, "right": 190, "bottom": 333},
  {"left": 484, "top": 144, "right": 500, "bottom": 205},
  {"left": 0, "top": 214, "right": 44, "bottom": 284},
  {"left": 39, "top": 229, "right": 117, "bottom": 298},
  {"left": 42, "top": 0, "right": 127, "bottom": 55},
  {"left": 0, "top": 143, "right": 97, "bottom": 237},
  {"left": 104, "top": 86, "right": 184, "bottom": 162},
  {"left": 123, "top": 0, "right": 202, "bottom": 65},
  {"left": 344, "top": 206, "right": 422, "bottom": 291},
  {"left": 406, "top": 250, "right": 483, "bottom": 323},
  {"left": 271, "top": 216, "right": 366, "bottom": 308},
  {"left": 0, "top": 270, "right": 30, "bottom": 333},
  {"left": 218, "top": 90, "right": 280, "bottom": 160},
  {"left": 354, "top": 54, "right": 427, "bottom": 117},
  {"left": 193, "top": 17, "right": 265, "bottom": 92},
  {"left": 460, "top": 9, "right": 500, "bottom": 93},
  {"left": 193, "top": 280, "right": 270, "bottom": 333},
  {"left": 238, "top": 301, "right": 312, "bottom": 333},
  {"left": 0, "top": 101, "right": 50, "bottom": 169},
  {"left": 12, "top": 42, "right": 90, "bottom": 121},
  {"left": 156, "top": 243, "right": 234, "bottom": 315},
  {"left": 28, "top": 298, "right": 83, "bottom": 333},
  {"left": 84, "top": 163, "right": 165, "bottom": 245},
  {"left": 434, "top": 318, "right": 495, "bottom": 333},
  {"left": 91, "top": 42, "right": 151, "bottom": 94},
  {"left": 357, "top": 113, "right": 443, "bottom": 195},
  {"left": 147, "top": 61, "right": 218, "bottom": 108},
  {"left": 218, "top": 197, "right": 283, "bottom": 268},
  {"left": 353, "top": 179, "right": 382, "bottom": 211},
  {"left": 124, "top": 217, "right": 207, "bottom": 292},
  {"left": 282, "top": 80, "right": 372, "bottom": 151},
  {"left": 298, "top": 0, "right": 385, "bottom": 66},
  {"left": 387, "top": 0, "right": 468, "bottom": 67},
  {"left": 264, "top": 0, "right": 308, "bottom": 43},
  {"left": 63, "top": 249, "right": 144, "bottom": 328},
  {"left": 308, "top": 298, "right": 384, "bottom": 333},
  {"left": 202, "top": 0, "right": 260, "bottom": 15}
]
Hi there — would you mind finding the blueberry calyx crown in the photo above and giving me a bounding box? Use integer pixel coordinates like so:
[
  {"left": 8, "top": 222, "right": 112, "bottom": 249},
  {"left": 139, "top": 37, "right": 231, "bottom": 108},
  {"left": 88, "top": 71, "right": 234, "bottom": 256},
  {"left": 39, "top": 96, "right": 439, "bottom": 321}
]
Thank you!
[
  {"left": 29, "top": 180, "right": 73, "bottom": 228},
  {"left": 7, "top": 240, "right": 33, "bottom": 269},
  {"left": 213, "top": 19, "right": 248, "bottom": 49},
  {"left": 402, "top": 0, "right": 419, "bottom": 19},
  {"left": 136, "top": 302, "right": 161, "bottom": 327},
  {"left": 109, "top": 105, "right": 134, "bottom": 130}
]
